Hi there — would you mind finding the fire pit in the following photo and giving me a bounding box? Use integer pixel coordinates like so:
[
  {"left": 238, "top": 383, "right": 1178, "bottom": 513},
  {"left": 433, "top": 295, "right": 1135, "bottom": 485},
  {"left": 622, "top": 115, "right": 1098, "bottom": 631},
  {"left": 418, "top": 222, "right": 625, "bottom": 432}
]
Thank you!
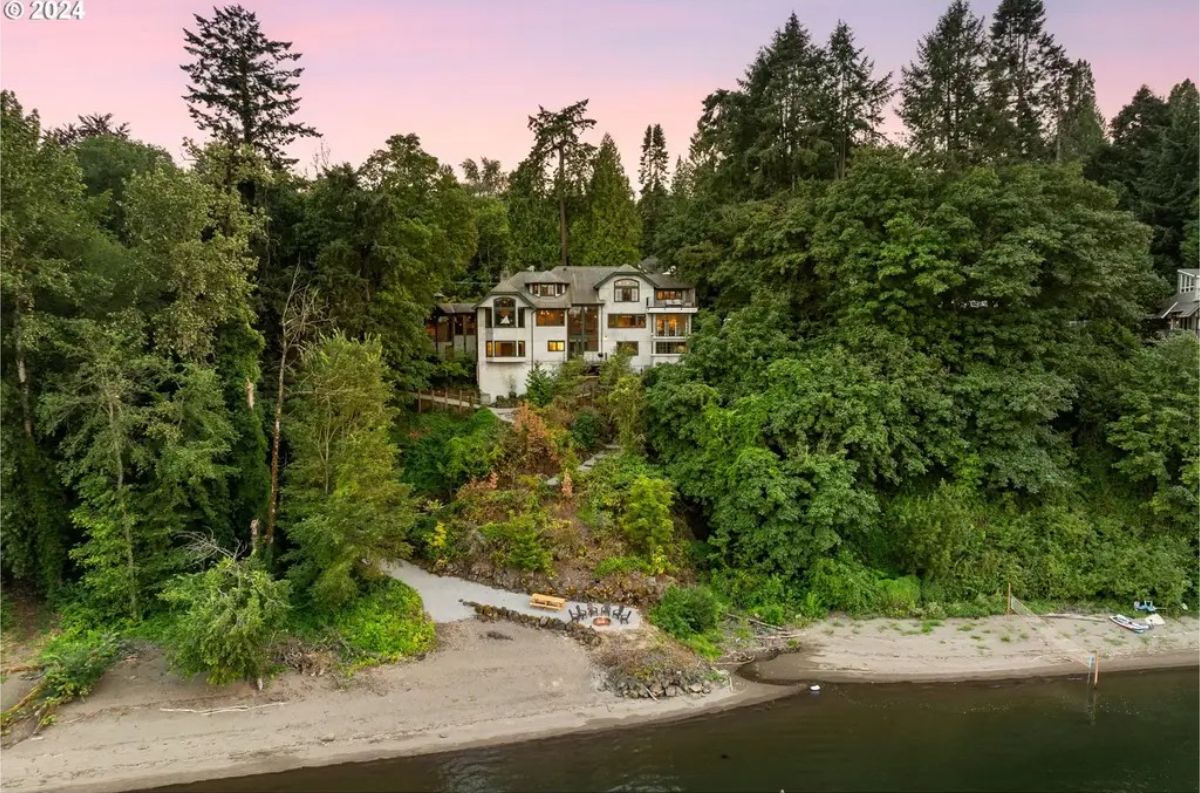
[{"left": 592, "top": 616, "right": 611, "bottom": 627}]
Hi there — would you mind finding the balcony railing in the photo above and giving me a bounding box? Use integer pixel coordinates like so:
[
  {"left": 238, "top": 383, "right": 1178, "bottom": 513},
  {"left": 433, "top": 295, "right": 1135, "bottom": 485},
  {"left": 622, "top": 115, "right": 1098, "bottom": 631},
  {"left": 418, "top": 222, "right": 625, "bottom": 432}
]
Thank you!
[{"left": 647, "top": 296, "right": 696, "bottom": 308}]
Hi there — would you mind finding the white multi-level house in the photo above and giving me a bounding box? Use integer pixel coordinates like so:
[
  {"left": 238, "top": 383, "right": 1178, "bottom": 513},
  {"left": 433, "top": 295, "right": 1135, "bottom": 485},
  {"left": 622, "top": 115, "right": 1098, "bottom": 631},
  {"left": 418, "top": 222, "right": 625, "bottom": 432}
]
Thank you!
[{"left": 473, "top": 264, "right": 698, "bottom": 401}]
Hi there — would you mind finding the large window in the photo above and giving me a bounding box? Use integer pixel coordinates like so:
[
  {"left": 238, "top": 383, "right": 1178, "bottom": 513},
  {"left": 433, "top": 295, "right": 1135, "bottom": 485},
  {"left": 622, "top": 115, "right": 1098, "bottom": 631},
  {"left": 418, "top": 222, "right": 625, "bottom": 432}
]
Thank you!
[
  {"left": 613, "top": 278, "right": 639, "bottom": 302},
  {"left": 547, "top": 340, "right": 565, "bottom": 352},
  {"left": 494, "top": 297, "right": 521, "bottom": 327},
  {"left": 568, "top": 306, "right": 600, "bottom": 354},
  {"left": 530, "top": 283, "right": 566, "bottom": 297},
  {"left": 607, "top": 313, "right": 646, "bottom": 329},
  {"left": 654, "top": 315, "right": 689, "bottom": 337},
  {"left": 654, "top": 341, "right": 687, "bottom": 355},
  {"left": 615, "top": 341, "right": 638, "bottom": 355},
  {"left": 536, "top": 309, "right": 566, "bottom": 326},
  {"left": 486, "top": 340, "right": 525, "bottom": 358}
]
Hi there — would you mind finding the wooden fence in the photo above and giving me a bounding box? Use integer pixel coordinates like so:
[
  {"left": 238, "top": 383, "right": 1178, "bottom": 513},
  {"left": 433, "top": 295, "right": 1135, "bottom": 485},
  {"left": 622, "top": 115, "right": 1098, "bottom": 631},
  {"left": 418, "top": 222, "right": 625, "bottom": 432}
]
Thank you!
[{"left": 411, "top": 387, "right": 483, "bottom": 413}]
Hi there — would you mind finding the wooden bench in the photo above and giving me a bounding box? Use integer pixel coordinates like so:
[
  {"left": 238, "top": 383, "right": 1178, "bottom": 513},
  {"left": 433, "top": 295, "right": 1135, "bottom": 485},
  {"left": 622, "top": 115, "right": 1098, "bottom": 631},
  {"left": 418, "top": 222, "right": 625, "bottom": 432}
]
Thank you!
[{"left": 529, "top": 593, "right": 567, "bottom": 611}]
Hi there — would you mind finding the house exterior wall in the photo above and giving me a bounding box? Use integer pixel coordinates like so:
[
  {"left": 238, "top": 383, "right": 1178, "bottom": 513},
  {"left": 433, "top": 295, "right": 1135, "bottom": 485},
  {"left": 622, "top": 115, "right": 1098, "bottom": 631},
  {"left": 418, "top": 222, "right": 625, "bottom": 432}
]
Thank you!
[{"left": 475, "top": 273, "right": 698, "bottom": 402}]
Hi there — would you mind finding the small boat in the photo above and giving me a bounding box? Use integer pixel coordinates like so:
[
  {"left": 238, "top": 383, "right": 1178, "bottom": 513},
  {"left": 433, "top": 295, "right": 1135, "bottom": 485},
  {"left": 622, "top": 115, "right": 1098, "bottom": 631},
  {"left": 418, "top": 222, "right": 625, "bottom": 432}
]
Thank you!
[{"left": 1110, "top": 614, "right": 1150, "bottom": 633}]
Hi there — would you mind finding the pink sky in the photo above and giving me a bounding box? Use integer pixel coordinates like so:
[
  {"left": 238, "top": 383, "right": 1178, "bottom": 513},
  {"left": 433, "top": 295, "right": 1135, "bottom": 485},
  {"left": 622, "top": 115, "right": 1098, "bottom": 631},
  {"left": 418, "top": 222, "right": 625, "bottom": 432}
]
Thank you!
[{"left": 2, "top": 1, "right": 1197, "bottom": 181}]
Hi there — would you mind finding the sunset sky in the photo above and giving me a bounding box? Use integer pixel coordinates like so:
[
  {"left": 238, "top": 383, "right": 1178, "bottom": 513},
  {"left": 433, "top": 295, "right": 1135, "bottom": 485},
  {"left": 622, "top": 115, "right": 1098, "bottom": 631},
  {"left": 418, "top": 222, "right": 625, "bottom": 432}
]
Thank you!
[{"left": 2, "top": 1, "right": 1197, "bottom": 180}]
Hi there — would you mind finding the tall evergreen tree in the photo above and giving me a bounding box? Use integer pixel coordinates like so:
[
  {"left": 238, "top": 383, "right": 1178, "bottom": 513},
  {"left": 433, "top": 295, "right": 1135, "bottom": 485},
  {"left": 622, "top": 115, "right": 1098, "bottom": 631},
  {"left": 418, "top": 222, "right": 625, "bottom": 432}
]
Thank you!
[
  {"left": 900, "top": 0, "right": 989, "bottom": 166},
  {"left": 506, "top": 156, "right": 560, "bottom": 267},
  {"left": 527, "top": 100, "right": 597, "bottom": 265},
  {"left": 1087, "top": 82, "right": 1198, "bottom": 283},
  {"left": 181, "top": 4, "right": 318, "bottom": 167},
  {"left": 572, "top": 134, "right": 642, "bottom": 265},
  {"left": 1050, "top": 60, "right": 1104, "bottom": 163},
  {"left": 982, "top": 0, "right": 1065, "bottom": 160},
  {"left": 736, "top": 13, "right": 831, "bottom": 192},
  {"left": 822, "top": 21, "right": 893, "bottom": 178},
  {"left": 637, "top": 124, "right": 670, "bottom": 256},
  {"left": 49, "top": 112, "right": 131, "bottom": 146}
]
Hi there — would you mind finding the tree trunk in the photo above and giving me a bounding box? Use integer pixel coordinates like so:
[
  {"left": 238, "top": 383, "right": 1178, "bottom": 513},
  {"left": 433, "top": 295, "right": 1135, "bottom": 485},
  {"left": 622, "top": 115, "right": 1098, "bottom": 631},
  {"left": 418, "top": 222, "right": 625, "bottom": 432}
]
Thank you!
[
  {"left": 14, "top": 304, "right": 34, "bottom": 438},
  {"left": 107, "top": 400, "right": 138, "bottom": 621},
  {"left": 557, "top": 147, "right": 569, "bottom": 266},
  {"left": 265, "top": 347, "right": 287, "bottom": 548}
]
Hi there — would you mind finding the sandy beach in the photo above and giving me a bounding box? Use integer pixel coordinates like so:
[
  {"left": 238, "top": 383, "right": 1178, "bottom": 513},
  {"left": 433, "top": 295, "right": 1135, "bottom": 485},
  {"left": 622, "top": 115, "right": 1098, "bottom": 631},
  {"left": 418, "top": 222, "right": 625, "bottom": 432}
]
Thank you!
[
  {"left": 0, "top": 622, "right": 761, "bottom": 793},
  {"left": 2, "top": 612, "right": 1196, "bottom": 793},
  {"left": 744, "top": 612, "right": 1200, "bottom": 683}
]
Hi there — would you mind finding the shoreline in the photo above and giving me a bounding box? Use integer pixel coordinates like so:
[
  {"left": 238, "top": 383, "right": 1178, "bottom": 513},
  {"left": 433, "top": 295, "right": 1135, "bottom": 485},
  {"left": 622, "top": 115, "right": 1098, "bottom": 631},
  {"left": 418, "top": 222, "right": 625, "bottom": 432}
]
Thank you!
[{"left": 3, "top": 615, "right": 1196, "bottom": 793}]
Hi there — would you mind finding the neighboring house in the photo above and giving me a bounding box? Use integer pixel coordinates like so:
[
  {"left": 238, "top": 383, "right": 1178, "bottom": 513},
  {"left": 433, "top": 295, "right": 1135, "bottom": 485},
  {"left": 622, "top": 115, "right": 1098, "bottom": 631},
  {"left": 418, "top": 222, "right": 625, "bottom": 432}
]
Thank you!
[
  {"left": 1158, "top": 269, "right": 1200, "bottom": 335},
  {"left": 474, "top": 263, "right": 698, "bottom": 401},
  {"left": 425, "top": 302, "right": 477, "bottom": 361}
]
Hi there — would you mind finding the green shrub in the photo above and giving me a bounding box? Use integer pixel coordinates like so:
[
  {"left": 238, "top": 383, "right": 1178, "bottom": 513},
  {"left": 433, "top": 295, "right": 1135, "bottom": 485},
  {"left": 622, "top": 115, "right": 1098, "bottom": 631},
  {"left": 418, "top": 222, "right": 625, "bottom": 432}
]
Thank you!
[
  {"left": 402, "top": 410, "right": 504, "bottom": 497},
  {"left": 525, "top": 364, "right": 557, "bottom": 407},
  {"left": 580, "top": 452, "right": 660, "bottom": 529},
  {"left": 595, "top": 555, "right": 651, "bottom": 577},
  {"left": 332, "top": 579, "right": 436, "bottom": 667},
  {"left": 650, "top": 585, "right": 721, "bottom": 639},
  {"left": 481, "top": 513, "right": 554, "bottom": 572},
  {"left": 160, "top": 557, "right": 291, "bottom": 685},
  {"left": 876, "top": 575, "right": 921, "bottom": 617},
  {"left": 620, "top": 475, "right": 675, "bottom": 560},
  {"left": 805, "top": 552, "right": 879, "bottom": 615},
  {"left": 709, "top": 568, "right": 798, "bottom": 626},
  {"left": 2, "top": 629, "right": 120, "bottom": 729},
  {"left": 570, "top": 409, "right": 605, "bottom": 452}
]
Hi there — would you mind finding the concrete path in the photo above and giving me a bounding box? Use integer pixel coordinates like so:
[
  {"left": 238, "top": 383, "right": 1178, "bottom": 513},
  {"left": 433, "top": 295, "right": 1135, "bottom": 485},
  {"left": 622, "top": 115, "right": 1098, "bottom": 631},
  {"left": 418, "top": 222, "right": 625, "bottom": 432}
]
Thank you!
[
  {"left": 546, "top": 444, "right": 620, "bottom": 487},
  {"left": 487, "top": 406, "right": 516, "bottom": 424},
  {"left": 384, "top": 559, "right": 642, "bottom": 630}
]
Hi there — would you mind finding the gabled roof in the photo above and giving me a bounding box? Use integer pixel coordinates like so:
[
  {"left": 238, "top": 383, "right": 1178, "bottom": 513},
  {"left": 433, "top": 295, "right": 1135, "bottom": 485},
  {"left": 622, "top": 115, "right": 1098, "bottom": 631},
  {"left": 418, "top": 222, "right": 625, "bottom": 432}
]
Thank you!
[
  {"left": 1159, "top": 292, "right": 1200, "bottom": 318},
  {"left": 478, "top": 264, "right": 694, "bottom": 309},
  {"left": 436, "top": 301, "right": 476, "bottom": 315}
]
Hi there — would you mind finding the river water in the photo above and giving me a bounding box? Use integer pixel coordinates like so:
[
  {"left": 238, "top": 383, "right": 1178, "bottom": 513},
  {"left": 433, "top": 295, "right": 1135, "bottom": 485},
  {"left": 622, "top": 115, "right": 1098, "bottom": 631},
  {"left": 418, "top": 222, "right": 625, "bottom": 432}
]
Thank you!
[{"left": 155, "top": 669, "right": 1197, "bottom": 793}]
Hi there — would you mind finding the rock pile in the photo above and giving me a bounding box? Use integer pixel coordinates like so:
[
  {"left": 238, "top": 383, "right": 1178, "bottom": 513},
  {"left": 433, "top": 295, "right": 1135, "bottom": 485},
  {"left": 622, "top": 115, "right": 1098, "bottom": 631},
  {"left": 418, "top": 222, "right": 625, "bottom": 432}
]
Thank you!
[
  {"left": 465, "top": 601, "right": 602, "bottom": 647},
  {"left": 601, "top": 668, "right": 715, "bottom": 699}
]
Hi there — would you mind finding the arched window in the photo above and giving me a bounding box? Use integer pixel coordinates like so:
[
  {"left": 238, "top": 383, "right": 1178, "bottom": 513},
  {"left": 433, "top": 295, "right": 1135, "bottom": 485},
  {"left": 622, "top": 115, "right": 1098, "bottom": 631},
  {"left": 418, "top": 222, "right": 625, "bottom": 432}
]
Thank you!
[
  {"left": 614, "top": 279, "right": 639, "bottom": 303},
  {"left": 494, "top": 297, "right": 517, "bottom": 327}
]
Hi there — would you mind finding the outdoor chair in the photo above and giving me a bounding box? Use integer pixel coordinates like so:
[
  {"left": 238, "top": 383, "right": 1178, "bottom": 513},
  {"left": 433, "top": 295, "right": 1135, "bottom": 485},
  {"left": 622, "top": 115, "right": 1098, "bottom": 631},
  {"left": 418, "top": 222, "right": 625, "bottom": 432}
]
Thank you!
[
  {"left": 601, "top": 603, "right": 611, "bottom": 616},
  {"left": 569, "top": 605, "right": 587, "bottom": 622}
]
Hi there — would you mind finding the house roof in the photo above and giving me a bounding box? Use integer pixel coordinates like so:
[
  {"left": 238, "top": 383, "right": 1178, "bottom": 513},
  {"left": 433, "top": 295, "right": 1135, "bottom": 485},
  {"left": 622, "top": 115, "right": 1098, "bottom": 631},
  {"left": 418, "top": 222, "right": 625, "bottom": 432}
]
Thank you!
[
  {"left": 1159, "top": 292, "right": 1200, "bottom": 319},
  {"left": 479, "top": 264, "right": 693, "bottom": 308},
  {"left": 1178, "top": 269, "right": 1200, "bottom": 276},
  {"left": 436, "top": 301, "right": 476, "bottom": 315}
]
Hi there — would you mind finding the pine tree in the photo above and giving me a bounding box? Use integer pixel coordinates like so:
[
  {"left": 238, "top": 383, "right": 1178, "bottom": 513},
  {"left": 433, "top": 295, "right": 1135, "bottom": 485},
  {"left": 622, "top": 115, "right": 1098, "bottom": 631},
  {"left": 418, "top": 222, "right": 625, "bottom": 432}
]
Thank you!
[
  {"left": 506, "top": 156, "right": 560, "bottom": 267},
  {"left": 181, "top": 4, "right": 318, "bottom": 167},
  {"left": 1050, "top": 60, "right": 1104, "bottom": 163},
  {"left": 740, "top": 13, "right": 831, "bottom": 191},
  {"left": 572, "top": 134, "right": 642, "bottom": 265},
  {"left": 982, "top": 0, "right": 1065, "bottom": 161},
  {"left": 900, "top": 0, "right": 989, "bottom": 166},
  {"left": 637, "top": 124, "right": 670, "bottom": 255},
  {"left": 822, "top": 21, "right": 893, "bottom": 178},
  {"left": 1086, "top": 82, "right": 1197, "bottom": 283},
  {"left": 49, "top": 112, "right": 131, "bottom": 146},
  {"left": 527, "top": 100, "right": 597, "bottom": 265}
]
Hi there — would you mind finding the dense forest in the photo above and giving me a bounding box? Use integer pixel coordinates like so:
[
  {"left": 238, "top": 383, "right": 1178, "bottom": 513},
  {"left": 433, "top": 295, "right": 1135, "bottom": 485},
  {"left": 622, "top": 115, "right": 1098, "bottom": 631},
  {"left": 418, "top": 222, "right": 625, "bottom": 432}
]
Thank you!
[{"left": 1, "top": 0, "right": 1196, "bottom": 710}]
